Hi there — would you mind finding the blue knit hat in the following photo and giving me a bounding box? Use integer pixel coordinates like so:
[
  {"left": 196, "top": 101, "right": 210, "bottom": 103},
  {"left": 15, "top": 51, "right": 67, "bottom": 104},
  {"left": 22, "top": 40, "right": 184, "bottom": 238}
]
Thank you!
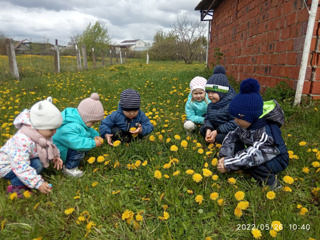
[
  {"left": 228, "top": 78, "right": 263, "bottom": 123},
  {"left": 206, "top": 65, "right": 229, "bottom": 99},
  {"left": 120, "top": 89, "right": 141, "bottom": 111}
]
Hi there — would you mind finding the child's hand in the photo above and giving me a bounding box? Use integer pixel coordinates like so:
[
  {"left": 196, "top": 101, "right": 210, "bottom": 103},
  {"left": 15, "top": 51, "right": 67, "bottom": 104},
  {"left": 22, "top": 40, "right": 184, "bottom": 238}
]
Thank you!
[
  {"left": 94, "top": 136, "right": 103, "bottom": 147},
  {"left": 205, "top": 129, "right": 214, "bottom": 143},
  {"left": 217, "top": 158, "right": 227, "bottom": 173},
  {"left": 105, "top": 134, "right": 113, "bottom": 146},
  {"left": 39, "top": 181, "right": 52, "bottom": 194},
  {"left": 53, "top": 156, "right": 63, "bottom": 170},
  {"left": 130, "top": 124, "right": 142, "bottom": 134}
]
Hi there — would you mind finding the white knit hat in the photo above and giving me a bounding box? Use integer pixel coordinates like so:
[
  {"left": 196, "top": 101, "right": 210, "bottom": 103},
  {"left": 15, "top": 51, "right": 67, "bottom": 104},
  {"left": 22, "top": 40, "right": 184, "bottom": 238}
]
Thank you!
[
  {"left": 190, "top": 76, "right": 207, "bottom": 93},
  {"left": 30, "top": 97, "right": 63, "bottom": 130}
]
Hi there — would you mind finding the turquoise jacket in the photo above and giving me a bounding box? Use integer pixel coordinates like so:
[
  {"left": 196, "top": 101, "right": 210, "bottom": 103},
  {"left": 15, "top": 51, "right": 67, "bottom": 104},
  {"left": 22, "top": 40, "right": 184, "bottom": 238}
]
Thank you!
[
  {"left": 185, "top": 93, "right": 210, "bottom": 124},
  {"left": 53, "top": 108, "right": 99, "bottom": 162}
]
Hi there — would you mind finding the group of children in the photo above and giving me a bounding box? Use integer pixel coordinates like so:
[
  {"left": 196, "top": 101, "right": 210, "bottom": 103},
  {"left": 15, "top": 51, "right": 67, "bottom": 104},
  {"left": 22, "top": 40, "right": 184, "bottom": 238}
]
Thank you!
[{"left": 0, "top": 65, "right": 289, "bottom": 197}]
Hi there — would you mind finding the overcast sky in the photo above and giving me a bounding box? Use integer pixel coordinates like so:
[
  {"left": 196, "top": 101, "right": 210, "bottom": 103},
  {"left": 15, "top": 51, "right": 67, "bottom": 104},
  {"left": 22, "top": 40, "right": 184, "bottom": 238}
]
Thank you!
[{"left": 0, "top": 0, "right": 204, "bottom": 45}]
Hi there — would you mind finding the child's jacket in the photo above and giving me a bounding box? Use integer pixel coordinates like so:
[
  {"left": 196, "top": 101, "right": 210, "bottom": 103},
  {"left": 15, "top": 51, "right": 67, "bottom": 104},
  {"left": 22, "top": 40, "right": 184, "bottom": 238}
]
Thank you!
[
  {"left": 53, "top": 108, "right": 100, "bottom": 162},
  {"left": 185, "top": 93, "right": 210, "bottom": 124},
  {"left": 99, "top": 105, "right": 154, "bottom": 137},
  {"left": 202, "top": 86, "right": 237, "bottom": 133},
  {"left": 0, "top": 110, "right": 45, "bottom": 189},
  {"left": 219, "top": 100, "right": 289, "bottom": 172}
]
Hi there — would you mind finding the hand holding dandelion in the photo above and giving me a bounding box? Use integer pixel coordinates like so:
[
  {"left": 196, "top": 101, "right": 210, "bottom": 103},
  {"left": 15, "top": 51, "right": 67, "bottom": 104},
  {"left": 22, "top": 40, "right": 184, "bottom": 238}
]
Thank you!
[
  {"left": 94, "top": 136, "right": 103, "bottom": 147},
  {"left": 130, "top": 124, "right": 142, "bottom": 136},
  {"left": 217, "top": 158, "right": 227, "bottom": 173},
  {"left": 39, "top": 182, "right": 52, "bottom": 194},
  {"left": 205, "top": 129, "right": 217, "bottom": 143}
]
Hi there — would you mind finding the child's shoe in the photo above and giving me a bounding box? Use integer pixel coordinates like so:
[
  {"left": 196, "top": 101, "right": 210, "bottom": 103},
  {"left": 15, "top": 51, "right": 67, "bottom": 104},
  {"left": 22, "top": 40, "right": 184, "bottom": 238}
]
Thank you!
[
  {"left": 270, "top": 178, "right": 282, "bottom": 191},
  {"left": 7, "top": 185, "right": 33, "bottom": 198},
  {"left": 62, "top": 166, "right": 84, "bottom": 177}
]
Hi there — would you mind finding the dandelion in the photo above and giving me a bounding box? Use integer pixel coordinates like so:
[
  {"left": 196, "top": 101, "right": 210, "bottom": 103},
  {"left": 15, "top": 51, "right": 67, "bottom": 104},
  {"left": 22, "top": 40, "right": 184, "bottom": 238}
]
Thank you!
[
  {"left": 234, "top": 191, "right": 245, "bottom": 201},
  {"left": 311, "top": 161, "right": 320, "bottom": 168},
  {"left": 166, "top": 138, "right": 171, "bottom": 143},
  {"left": 228, "top": 177, "right": 236, "bottom": 185},
  {"left": 149, "top": 135, "right": 155, "bottom": 141},
  {"left": 97, "top": 156, "right": 105, "bottom": 163},
  {"left": 1, "top": 220, "right": 6, "bottom": 230},
  {"left": 135, "top": 160, "right": 141, "bottom": 167},
  {"left": 283, "top": 175, "right": 294, "bottom": 184},
  {"left": 192, "top": 173, "right": 203, "bottom": 183},
  {"left": 297, "top": 204, "right": 303, "bottom": 209},
  {"left": 300, "top": 207, "right": 308, "bottom": 215},
  {"left": 195, "top": 195, "right": 204, "bottom": 205},
  {"left": 158, "top": 211, "right": 170, "bottom": 221},
  {"left": 234, "top": 207, "right": 243, "bottom": 217},
  {"left": 163, "top": 163, "right": 171, "bottom": 169},
  {"left": 299, "top": 141, "right": 307, "bottom": 146},
  {"left": 74, "top": 196, "right": 80, "bottom": 199},
  {"left": 174, "top": 135, "right": 181, "bottom": 140},
  {"left": 237, "top": 201, "right": 249, "bottom": 210},
  {"left": 122, "top": 210, "right": 134, "bottom": 221},
  {"left": 136, "top": 214, "right": 143, "bottom": 222},
  {"left": 211, "top": 158, "right": 218, "bottom": 166},
  {"left": 212, "top": 175, "right": 219, "bottom": 181},
  {"left": 170, "top": 145, "right": 178, "bottom": 151},
  {"left": 9, "top": 192, "right": 17, "bottom": 200},
  {"left": 186, "top": 169, "right": 194, "bottom": 175},
  {"left": 34, "top": 202, "right": 40, "bottom": 210},
  {"left": 112, "top": 190, "right": 121, "bottom": 195},
  {"left": 202, "top": 168, "right": 213, "bottom": 177},
  {"left": 282, "top": 186, "right": 292, "bottom": 192},
  {"left": 271, "top": 221, "right": 283, "bottom": 232},
  {"left": 217, "top": 198, "right": 224, "bottom": 206},
  {"left": 173, "top": 170, "right": 180, "bottom": 176},
  {"left": 113, "top": 140, "right": 121, "bottom": 147},
  {"left": 86, "top": 221, "right": 96, "bottom": 230},
  {"left": 311, "top": 187, "right": 320, "bottom": 195},
  {"left": 302, "top": 167, "right": 310, "bottom": 173},
  {"left": 187, "top": 190, "right": 193, "bottom": 194},
  {"left": 251, "top": 228, "right": 262, "bottom": 239},
  {"left": 87, "top": 157, "right": 96, "bottom": 164},
  {"left": 266, "top": 191, "right": 276, "bottom": 200},
  {"left": 64, "top": 208, "right": 75, "bottom": 215},
  {"left": 198, "top": 148, "right": 204, "bottom": 154},
  {"left": 23, "top": 191, "right": 31, "bottom": 198},
  {"left": 154, "top": 170, "right": 162, "bottom": 179},
  {"left": 104, "top": 160, "right": 110, "bottom": 165},
  {"left": 181, "top": 140, "right": 188, "bottom": 148},
  {"left": 210, "top": 192, "right": 219, "bottom": 200},
  {"left": 78, "top": 216, "right": 85, "bottom": 221},
  {"left": 204, "top": 162, "right": 208, "bottom": 168},
  {"left": 92, "top": 182, "right": 98, "bottom": 187},
  {"left": 114, "top": 161, "right": 120, "bottom": 168},
  {"left": 158, "top": 135, "right": 163, "bottom": 141},
  {"left": 269, "top": 230, "right": 277, "bottom": 237}
]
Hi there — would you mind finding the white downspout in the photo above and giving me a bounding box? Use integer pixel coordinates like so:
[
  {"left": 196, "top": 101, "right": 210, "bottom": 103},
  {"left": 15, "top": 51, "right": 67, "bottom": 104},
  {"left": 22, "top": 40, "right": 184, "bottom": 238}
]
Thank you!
[
  {"left": 294, "top": 0, "right": 318, "bottom": 105},
  {"left": 206, "top": 21, "right": 211, "bottom": 68}
]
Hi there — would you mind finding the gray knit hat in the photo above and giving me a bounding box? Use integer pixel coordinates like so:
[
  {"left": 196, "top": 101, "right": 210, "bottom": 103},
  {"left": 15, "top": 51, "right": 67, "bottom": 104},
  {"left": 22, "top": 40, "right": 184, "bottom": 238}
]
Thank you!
[
  {"left": 120, "top": 89, "right": 141, "bottom": 111},
  {"left": 78, "top": 93, "right": 104, "bottom": 123},
  {"left": 206, "top": 65, "right": 229, "bottom": 99}
]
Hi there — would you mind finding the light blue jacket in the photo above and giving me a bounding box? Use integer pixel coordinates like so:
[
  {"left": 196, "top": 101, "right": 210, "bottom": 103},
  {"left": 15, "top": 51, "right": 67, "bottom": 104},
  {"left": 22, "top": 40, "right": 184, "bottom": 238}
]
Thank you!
[
  {"left": 53, "top": 108, "right": 99, "bottom": 162},
  {"left": 185, "top": 93, "right": 210, "bottom": 124}
]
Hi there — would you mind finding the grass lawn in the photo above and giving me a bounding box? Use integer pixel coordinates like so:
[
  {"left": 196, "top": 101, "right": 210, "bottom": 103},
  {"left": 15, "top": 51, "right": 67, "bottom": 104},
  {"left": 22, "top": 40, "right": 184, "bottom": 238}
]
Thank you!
[{"left": 0, "top": 56, "right": 319, "bottom": 239}]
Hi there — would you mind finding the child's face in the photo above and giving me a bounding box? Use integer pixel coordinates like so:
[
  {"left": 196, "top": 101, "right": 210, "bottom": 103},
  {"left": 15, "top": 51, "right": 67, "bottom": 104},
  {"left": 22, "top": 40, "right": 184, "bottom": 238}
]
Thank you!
[
  {"left": 234, "top": 118, "right": 251, "bottom": 129},
  {"left": 37, "top": 129, "right": 57, "bottom": 139},
  {"left": 207, "top": 91, "right": 220, "bottom": 103},
  {"left": 123, "top": 110, "right": 139, "bottom": 119},
  {"left": 192, "top": 89, "right": 206, "bottom": 102},
  {"left": 85, "top": 121, "right": 98, "bottom": 127}
]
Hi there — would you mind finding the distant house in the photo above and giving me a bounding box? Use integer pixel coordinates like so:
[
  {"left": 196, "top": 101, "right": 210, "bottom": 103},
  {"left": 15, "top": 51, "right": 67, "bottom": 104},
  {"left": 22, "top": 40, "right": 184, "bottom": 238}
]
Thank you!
[
  {"left": 15, "top": 39, "right": 31, "bottom": 54},
  {"left": 120, "top": 39, "right": 149, "bottom": 51}
]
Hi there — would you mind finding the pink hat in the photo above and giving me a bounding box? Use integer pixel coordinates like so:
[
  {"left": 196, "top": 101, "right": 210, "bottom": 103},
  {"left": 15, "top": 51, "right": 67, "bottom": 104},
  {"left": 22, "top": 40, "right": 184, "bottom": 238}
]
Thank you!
[
  {"left": 190, "top": 76, "right": 207, "bottom": 93},
  {"left": 78, "top": 93, "right": 104, "bottom": 123}
]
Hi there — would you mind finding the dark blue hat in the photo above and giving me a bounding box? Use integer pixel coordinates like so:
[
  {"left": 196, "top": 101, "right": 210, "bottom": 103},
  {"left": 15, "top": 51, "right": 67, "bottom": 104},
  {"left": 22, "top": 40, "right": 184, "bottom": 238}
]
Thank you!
[
  {"left": 228, "top": 78, "right": 263, "bottom": 123},
  {"left": 206, "top": 65, "right": 229, "bottom": 99},
  {"left": 120, "top": 89, "right": 141, "bottom": 111}
]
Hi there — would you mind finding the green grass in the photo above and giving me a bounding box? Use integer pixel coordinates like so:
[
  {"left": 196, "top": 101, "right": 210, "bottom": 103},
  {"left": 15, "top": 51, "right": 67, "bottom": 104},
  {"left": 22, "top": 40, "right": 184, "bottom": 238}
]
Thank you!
[{"left": 0, "top": 58, "right": 319, "bottom": 239}]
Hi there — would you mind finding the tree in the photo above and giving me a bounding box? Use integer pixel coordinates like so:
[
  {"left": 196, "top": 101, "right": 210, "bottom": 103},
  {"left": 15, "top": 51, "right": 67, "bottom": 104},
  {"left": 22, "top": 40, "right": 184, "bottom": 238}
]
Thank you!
[
  {"left": 72, "top": 21, "right": 111, "bottom": 58},
  {"left": 171, "top": 15, "right": 207, "bottom": 64},
  {"left": 0, "top": 32, "right": 8, "bottom": 55},
  {"left": 149, "top": 30, "right": 177, "bottom": 61}
]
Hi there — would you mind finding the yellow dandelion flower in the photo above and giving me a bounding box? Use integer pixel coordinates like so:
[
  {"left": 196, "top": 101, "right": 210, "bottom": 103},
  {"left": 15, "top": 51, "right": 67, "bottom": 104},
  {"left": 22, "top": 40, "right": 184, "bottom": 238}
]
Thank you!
[
  {"left": 181, "top": 140, "right": 188, "bottom": 148},
  {"left": 74, "top": 196, "right": 80, "bottom": 199},
  {"left": 142, "top": 197, "right": 150, "bottom": 201},
  {"left": 228, "top": 177, "right": 236, "bottom": 185},
  {"left": 173, "top": 170, "right": 180, "bottom": 176},
  {"left": 154, "top": 170, "right": 162, "bottom": 179},
  {"left": 282, "top": 186, "right": 292, "bottom": 192},
  {"left": 112, "top": 190, "right": 120, "bottom": 195},
  {"left": 164, "top": 174, "right": 170, "bottom": 179},
  {"left": 266, "top": 191, "right": 276, "bottom": 200},
  {"left": 251, "top": 228, "right": 262, "bottom": 239},
  {"left": 204, "top": 162, "right": 208, "bottom": 168},
  {"left": 114, "top": 161, "right": 120, "bottom": 168},
  {"left": 149, "top": 135, "right": 155, "bottom": 141},
  {"left": 202, "top": 168, "right": 213, "bottom": 177},
  {"left": 87, "top": 157, "right": 96, "bottom": 164},
  {"left": 9, "top": 192, "right": 17, "bottom": 200},
  {"left": 212, "top": 175, "right": 219, "bottom": 181},
  {"left": 299, "top": 141, "right": 307, "bottom": 146},
  {"left": 198, "top": 148, "right": 204, "bottom": 154},
  {"left": 174, "top": 135, "right": 181, "bottom": 140},
  {"left": 166, "top": 138, "right": 171, "bottom": 143},
  {"left": 163, "top": 163, "right": 171, "bottom": 169},
  {"left": 78, "top": 216, "right": 85, "bottom": 221},
  {"left": 104, "top": 160, "right": 110, "bottom": 165},
  {"left": 86, "top": 221, "right": 96, "bottom": 231},
  {"left": 297, "top": 204, "right": 303, "bottom": 209},
  {"left": 122, "top": 210, "right": 134, "bottom": 220},
  {"left": 311, "top": 161, "right": 320, "bottom": 168},
  {"left": 234, "top": 191, "right": 245, "bottom": 201},
  {"left": 269, "top": 229, "right": 277, "bottom": 237},
  {"left": 158, "top": 135, "right": 163, "bottom": 141},
  {"left": 186, "top": 169, "right": 194, "bottom": 175},
  {"left": 234, "top": 207, "right": 243, "bottom": 217},
  {"left": 113, "top": 140, "right": 121, "bottom": 147},
  {"left": 217, "top": 198, "right": 224, "bottom": 206},
  {"left": 1, "top": 219, "right": 6, "bottom": 230},
  {"left": 129, "top": 127, "right": 136, "bottom": 132},
  {"left": 187, "top": 190, "right": 193, "bottom": 194},
  {"left": 23, "top": 191, "right": 31, "bottom": 198},
  {"left": 237, "top": 201, "right": 249, "bottom": 210},
  {"left": 192, "top": 173, "right": 203, "bottom": 183},
  {"left": 302, "top": 167, "right": 310, "bottom": 173},
  {"left": 211, "top": 158, "right": 218, "bottom": 166},
  {"left": 311, "top": 187, "right": 320, "bottom": 195},
  {"left": 300, "top": 207, "right": 308, "bottom": 215},
  {"left": 195, "top": 195, "right": 204, "bottom": 205},
  {"left": 283, "top": 175, "right": 294, "bottom": 184},
  {"left": 92, "top": 182, "right": 98, "bottom": 187},
  {"left": 142, "top": 160, "right": 148, "bottom": 166},
  {"left": 210, "top": 192, "right": 219, "bottom": 200},
  {"left": 170, "top": 145, "right": 178, "bottom": 151},
  {"left": 136, "top": 214, "right": 143, "bottom": 222},
  {"left": 34, "top": 202, "right": 40, "bottom": 210},
  {"left": 97, "top": 156, "right": 105, "bottom": 163},
  {"left": 64, "top": 208, "right": 75, "bottom": 215},
  {"left": 271, "top": 221, "right": 283, "bottom": 231},
  {"left": 135, "top": 160, "right": 141, "bottom": 167}
]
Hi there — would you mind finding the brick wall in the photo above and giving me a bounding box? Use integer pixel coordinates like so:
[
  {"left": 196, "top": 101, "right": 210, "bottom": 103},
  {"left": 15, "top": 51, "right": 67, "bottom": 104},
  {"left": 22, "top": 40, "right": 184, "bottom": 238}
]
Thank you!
[{"left": 208, "top": 0, "right": 320, "bottom": 99}]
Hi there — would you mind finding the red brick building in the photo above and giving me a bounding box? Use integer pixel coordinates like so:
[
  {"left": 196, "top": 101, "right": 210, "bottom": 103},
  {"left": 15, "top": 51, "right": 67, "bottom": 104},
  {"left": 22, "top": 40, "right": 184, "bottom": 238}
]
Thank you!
[{"left": 195, "top": 0, "right": 320, "bottom": 99}]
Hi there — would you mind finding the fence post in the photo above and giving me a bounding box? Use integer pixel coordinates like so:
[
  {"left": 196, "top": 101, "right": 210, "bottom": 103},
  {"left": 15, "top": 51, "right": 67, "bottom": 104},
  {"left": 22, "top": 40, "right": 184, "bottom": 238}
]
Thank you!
[
  {"left": 101, "top": 50, "right": 104, "bottom": 66},
  {"left": 176, "top": 53, "right": 179, "bottom": 63},
  {"left": 92, "top": 47, "right": 96, "bottom": 69},
  {"left": 54, "top": 39, "right": 60, "bottom": 73},
  {"left": 110, "top": 49, "right": 113, "bottom": 65},
  {"left": 75, "top": 45, "right": 82, "bottom": 71},
  {"left": 81, "top": 44, "right": 88, "bottom": 70},
  {"left": 120, "top": 50, "right": 123, "bottom": 64},
  {"left": 6, "top": 38, "right": 19, "bottom": 79},
  {"left": 116, "top": 50, "right": 119, "bottom": 64},
  {"left": 146, "top": 52, "right": 149, "bottom": 64},
  {"left": 124, "top": 52, "right": 127, "bottom": 63}
]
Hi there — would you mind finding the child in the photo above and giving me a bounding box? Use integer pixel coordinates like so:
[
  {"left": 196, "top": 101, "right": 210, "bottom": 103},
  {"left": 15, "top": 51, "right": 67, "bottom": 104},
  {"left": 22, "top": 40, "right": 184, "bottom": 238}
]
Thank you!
[
  {"left": 0, "top": 97, "right": 63, "bottom": 197},
  {"left": 200, "top": 65, "right": 237, "bottom": 144},
  {"left": 184, "top": 76, "right": 210, "bottom": 134},
  {"left": 217, "top": 78, "right": 289, "bottom": 190},
  {"left": 99, "top": 89, "right": 154, "bottom": 146},
  {"left": 53, "top": 93, "right": 104, "bottom": 177}
]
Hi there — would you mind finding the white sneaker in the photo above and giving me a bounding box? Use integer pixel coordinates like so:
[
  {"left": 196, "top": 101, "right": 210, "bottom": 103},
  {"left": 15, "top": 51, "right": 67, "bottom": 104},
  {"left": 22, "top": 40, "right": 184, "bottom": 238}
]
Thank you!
[{"left": 63, "top": 166, "right": 84, "bottom": 177}]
